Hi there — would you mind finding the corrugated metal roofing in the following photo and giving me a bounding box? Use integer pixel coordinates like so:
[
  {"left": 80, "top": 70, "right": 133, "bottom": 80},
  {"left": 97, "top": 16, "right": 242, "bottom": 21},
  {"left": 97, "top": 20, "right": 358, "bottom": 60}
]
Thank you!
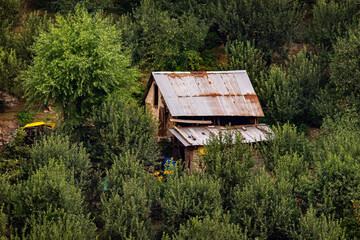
[
  {"left": 169, "top": 124, "right": 271, "bottom": 147},
  {"left": 152, "top": 71, "right": 264, "bottom": 117}
]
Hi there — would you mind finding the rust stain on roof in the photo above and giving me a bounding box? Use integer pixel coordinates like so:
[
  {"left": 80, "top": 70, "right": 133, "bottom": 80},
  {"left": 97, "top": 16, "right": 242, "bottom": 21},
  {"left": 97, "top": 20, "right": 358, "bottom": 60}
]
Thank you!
[{"left": 150, "top": 71, "right": 265, "bottom": 117}]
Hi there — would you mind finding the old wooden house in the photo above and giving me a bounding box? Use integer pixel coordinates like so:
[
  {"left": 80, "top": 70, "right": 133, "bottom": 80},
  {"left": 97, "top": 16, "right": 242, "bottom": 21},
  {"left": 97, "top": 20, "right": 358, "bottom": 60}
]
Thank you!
[{"left": 143, "top": 70, "right": 270, "bottom": 170}]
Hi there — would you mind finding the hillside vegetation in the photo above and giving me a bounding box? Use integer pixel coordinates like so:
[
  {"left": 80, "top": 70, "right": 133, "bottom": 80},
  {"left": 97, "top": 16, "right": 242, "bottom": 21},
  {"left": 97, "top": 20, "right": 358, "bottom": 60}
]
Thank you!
[{"left": 1, "top": 0, "right": 360, "bottom": 239}]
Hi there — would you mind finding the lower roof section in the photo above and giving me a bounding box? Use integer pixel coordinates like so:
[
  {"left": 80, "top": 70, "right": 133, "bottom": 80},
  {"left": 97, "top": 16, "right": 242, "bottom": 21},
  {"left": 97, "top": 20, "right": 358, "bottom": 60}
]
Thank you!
[{"left": 169, "top": 124, "right": 271, "bottom": 147}]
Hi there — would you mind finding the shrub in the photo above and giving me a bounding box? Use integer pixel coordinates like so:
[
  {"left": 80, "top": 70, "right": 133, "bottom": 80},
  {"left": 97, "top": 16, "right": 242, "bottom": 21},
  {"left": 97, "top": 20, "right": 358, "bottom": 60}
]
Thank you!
[
  {"left": 0, "top": 47, "right": 24, "bottom": 96},
  {"left": 201, "top": 130, "right": 254, "bottom": 208},
  {"left": 13, "top": 11, "right": 52, "bottom": 63},
  {"left": 258, "top": 48, "right": 322, "bottom": 124},
  {"left": 17, "top": 110, "right": 34, "bottom": 126},
  {"left": 0, "top": 173, "right": 11, "bottom": 206},
  {"left": 313, "top": 113, "right": 360, "bottom": 164},
  {"left": 0, "top": 128, "right": 31, "bottom": 181},
  {"left": 231, "top": 167, "right": 300, "bottom": 239},
  {"left": 11, "top": 161, "right": 84, "bottom": 229},
  {"left": 296, "top": 153, "right": 360, "bottom": 219},
  {"left": 106, "top": 153, "right": 148, "bottom": 193},
  {"left": 30, "top": 133, "right": 91, "bottom": 180},
  {"left": 102, "top": 178, "right": 152, "bottom": 239},
  {"left": 259, "top": 123, "right": 310, "bottom": 172},
  {"left": 0, "top": 0, "right": 20, "bottom": 47},
  {"left": 307, "top": 0, "right": 359, "bottom": 52},
  {"left": 23, "top": 210, "right": 97, "bottom": 240},
  {"left": 160, "top": 173, "right": 222, "bottom": 233},
  {"left": 34, "top": 0, "right": 114, "bottom": 14},
  {"left": 120, "top": 0, "right": 209, "bottom": 71},
  {"left": 89, "top": 94, "right": 158, "bottom": 168},
  {"left": 211, "top": 0, "right": 304, "bottom": 61},
  {"left": 223, "top": 40, "right": 266, "bottom": 92},
  {"left": 273, "top": 152, "right": 309, "bottom": 185},
  {"left": 0, "top": 204, "right": 7, "bottom": 237},
  {"left": 328, "top": 24, "right": 360, "bottom": 113},
  {"left": 291, "top": 206, "right": 346, "bottom": 240},
  {"left": 169, "top": 211, "right": 248, "bottom": 240}
]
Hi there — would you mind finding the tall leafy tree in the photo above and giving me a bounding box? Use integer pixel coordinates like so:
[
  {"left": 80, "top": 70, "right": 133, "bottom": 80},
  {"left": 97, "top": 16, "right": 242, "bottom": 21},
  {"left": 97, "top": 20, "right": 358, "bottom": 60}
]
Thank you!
[
  {"left": 0, "top": 0, "right": 20, "bottom": 48},
  {"left": 223, "top": 40, "right": 267, "bottom": 92},
  {"left": 120, "top": 0, "right": 209, "bottom": 71},
  {"left": 328, "top": 24, "right": 360, "bottom": 113},
  {"left": 211, "top": 0, "right": 304, "bottom": 61},
  {"left": 88, "top": 94, "right": 158, "bottom": 168},
  {"left": 308, "top": 0, "right": 359, "bottom": 53},
  {"left": 24, "top": 6, "right": 139, "bottom": 130},
  {"left": 259, "top": 48, "right": 321, "bottom": 124}
]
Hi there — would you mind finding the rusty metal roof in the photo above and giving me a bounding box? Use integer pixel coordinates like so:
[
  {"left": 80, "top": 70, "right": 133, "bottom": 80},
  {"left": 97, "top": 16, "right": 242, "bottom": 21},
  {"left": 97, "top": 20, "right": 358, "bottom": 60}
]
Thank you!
[
  {"left": 169, "top": 124, "right": 271, "bottom": 147},
  {"left": 151, "top": 71, "right": 264, "bottom": 117}
]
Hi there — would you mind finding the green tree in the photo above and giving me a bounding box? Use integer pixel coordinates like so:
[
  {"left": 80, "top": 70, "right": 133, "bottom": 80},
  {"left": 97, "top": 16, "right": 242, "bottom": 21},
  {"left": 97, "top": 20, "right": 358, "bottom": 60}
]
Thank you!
[
  {"left": 23, "top": 210, "right": 97, "bottom": 240},
  {"left": 88, "top": 95, "right": 158, "bottom": 168},
  {"left": 0, "top": 47, "right": 24, "bottom": 96},
  {"left": 102, "top": 178, "right": 152, "bottom": 239},
  {"left": 291, "top": 206, "right": 346, "bottom": 240},
  {"left": 24, "top": 6, "right": 139, "bottom": 130},
  {"left": 327, "top": 24, "right": 360, "bottom": 113},
  {"left": 168, "top": 212, "right": 248, "bottom": 240},
  {"left": 0, "top": 174, "right": 11, "bottom": 237},
  {"left": 259, "top": 123, "right": 310, "bottom": 172},
  {"left": 13, "top": 11, "right": 52, "bottom": 63},
  {"left": 307, "top": 0, "right": 359, "bottom": 53},
  {"left": 120, "top": 0, "right": 209, "bottom": 71},
  {"left": 0, "top": 0, "right": 20, "bottom": 48},
  {"left": 231, "top": 167, "right": 301, "bottom": 239},
  {"left": 106, "top": 153, "right": 148, "bottom": 192},
  {"left": 30, "top": 133, "right": 91, "bottom": 184},
  {"left": 160, "top": 173, "right": 222, "bottom": 233},
  {"left": 11, "top": 161, "right": 84, "bottom": 230},
  {"left": 211, "top": 0, "right": 304, "bottom": 61},
  {"left": 28, "top": 0, "right": 114, "bottom": 14},
  {"left": 259, "top": 49, "right": 321, "bottom": 124},
  {"left": 0, "top": 204, "right": 7, "bottom": 238},
  {"left": 223, "top": 40, "right": 266, "bottom": 92},
  {"left": 102, "top": 154, "right": 152, "bottom": 239},
  {"left": 201, "top": 130, "right": 254, "bottom": 209}
]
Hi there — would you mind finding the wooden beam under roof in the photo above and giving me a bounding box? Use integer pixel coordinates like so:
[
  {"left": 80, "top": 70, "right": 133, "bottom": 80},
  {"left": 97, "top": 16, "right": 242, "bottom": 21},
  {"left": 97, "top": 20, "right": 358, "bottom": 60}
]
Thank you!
[{"left": 170, "top": 119, "right": 213, "bottom": 124}]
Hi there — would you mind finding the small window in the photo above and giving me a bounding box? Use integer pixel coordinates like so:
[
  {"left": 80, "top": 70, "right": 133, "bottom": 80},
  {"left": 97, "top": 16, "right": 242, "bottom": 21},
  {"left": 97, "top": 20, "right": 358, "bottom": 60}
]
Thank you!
[{"left": 154, "top": 85, "right": 159, "bottom": 106}]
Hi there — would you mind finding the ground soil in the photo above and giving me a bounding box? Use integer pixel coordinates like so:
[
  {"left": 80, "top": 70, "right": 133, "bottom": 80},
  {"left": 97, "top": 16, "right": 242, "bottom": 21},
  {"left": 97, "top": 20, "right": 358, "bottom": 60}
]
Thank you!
[{"left": 0, "top": 91, "right": 58, "bottom": 151}]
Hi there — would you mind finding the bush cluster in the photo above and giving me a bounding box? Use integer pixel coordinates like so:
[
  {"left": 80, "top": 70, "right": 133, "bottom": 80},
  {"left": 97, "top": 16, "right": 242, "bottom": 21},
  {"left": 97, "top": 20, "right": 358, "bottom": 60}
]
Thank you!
[{"left": 1, "top": 1, "right": 360, "bottom": 239}]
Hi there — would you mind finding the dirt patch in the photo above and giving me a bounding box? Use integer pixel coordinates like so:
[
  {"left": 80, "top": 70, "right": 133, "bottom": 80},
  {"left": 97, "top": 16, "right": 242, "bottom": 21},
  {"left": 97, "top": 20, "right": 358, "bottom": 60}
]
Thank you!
[
  {"left": 0, "top": 92, "right": 59, "bottom": 151},
  {"left": 306, "top": 127, "right": 322, "bottom": 141},
  {"left": 0, "top": 92, "right": 22, "bottom": 149}
]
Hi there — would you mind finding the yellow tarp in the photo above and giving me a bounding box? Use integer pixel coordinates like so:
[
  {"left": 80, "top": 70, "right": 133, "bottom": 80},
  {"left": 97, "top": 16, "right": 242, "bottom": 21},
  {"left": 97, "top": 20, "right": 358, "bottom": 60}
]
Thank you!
[{"left": 23, "top": 122, "right": 56, "bottom": 129}]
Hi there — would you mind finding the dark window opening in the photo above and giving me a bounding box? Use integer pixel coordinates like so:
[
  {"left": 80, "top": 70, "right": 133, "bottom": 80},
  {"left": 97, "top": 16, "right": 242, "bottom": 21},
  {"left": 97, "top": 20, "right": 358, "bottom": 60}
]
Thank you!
[{"left": 154, "top": 85, "right": 158, "bottom": 106}]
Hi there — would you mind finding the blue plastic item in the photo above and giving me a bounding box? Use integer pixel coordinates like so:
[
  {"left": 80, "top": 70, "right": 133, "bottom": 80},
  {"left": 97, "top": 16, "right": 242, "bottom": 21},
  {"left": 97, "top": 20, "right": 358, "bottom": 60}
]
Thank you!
[{"left": 162, "top": 157, "right": 176, "bottom": 170}]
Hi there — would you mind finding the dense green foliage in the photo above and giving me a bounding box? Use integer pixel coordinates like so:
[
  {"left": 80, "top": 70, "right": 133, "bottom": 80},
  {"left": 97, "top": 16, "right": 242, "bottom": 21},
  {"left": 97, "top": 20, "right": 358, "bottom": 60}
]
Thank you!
[
  {"left": 0, "top": 0, "right": 20, "bottom": 47},
  {"left": 11, "top": 161, "right": 84, "bottom": 229},
  {"left": 223, "top": 40, "right": 266, "bottom": 91},
  {"left": 307, "top": 0, "right": 359, "bottom": 53},
  {"left": 2, "top": 1, "right": 360, "bottom": 239},
  {"left": 201, "top": 130, "right": 254, "bottom": 208},
  {"left": 212, "top": 0, "right": 305, "bottom": 61},
  {"left": 0, "top": 47, "right": 23, "bottom": 96},
  {"left": 30, "top": 134, "right": 91, "bottom": 183},
  {"left": 169, "top": 212, "right": 247, "bottom": 240},
  {"left": 120, "top": 0, "right": 209, "bottom": 71},
  {"left": 259, "top": 49, "right": 322, "bottom": 125},
  {"left": 23, "top": 212, "right": 97, "bottom": 240},
  {"left": 24, "top": 6, "right": 139, "bottom": 130},
  {"left": 88, "top": 94, "right": 158, "bottom": 168}
]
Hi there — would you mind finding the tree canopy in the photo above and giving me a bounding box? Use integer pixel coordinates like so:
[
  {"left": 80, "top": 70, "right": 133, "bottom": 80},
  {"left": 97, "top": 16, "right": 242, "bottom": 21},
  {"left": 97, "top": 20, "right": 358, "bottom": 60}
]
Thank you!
[{"left": 24, "top": 6, "right": 139, "bottom": 129}]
